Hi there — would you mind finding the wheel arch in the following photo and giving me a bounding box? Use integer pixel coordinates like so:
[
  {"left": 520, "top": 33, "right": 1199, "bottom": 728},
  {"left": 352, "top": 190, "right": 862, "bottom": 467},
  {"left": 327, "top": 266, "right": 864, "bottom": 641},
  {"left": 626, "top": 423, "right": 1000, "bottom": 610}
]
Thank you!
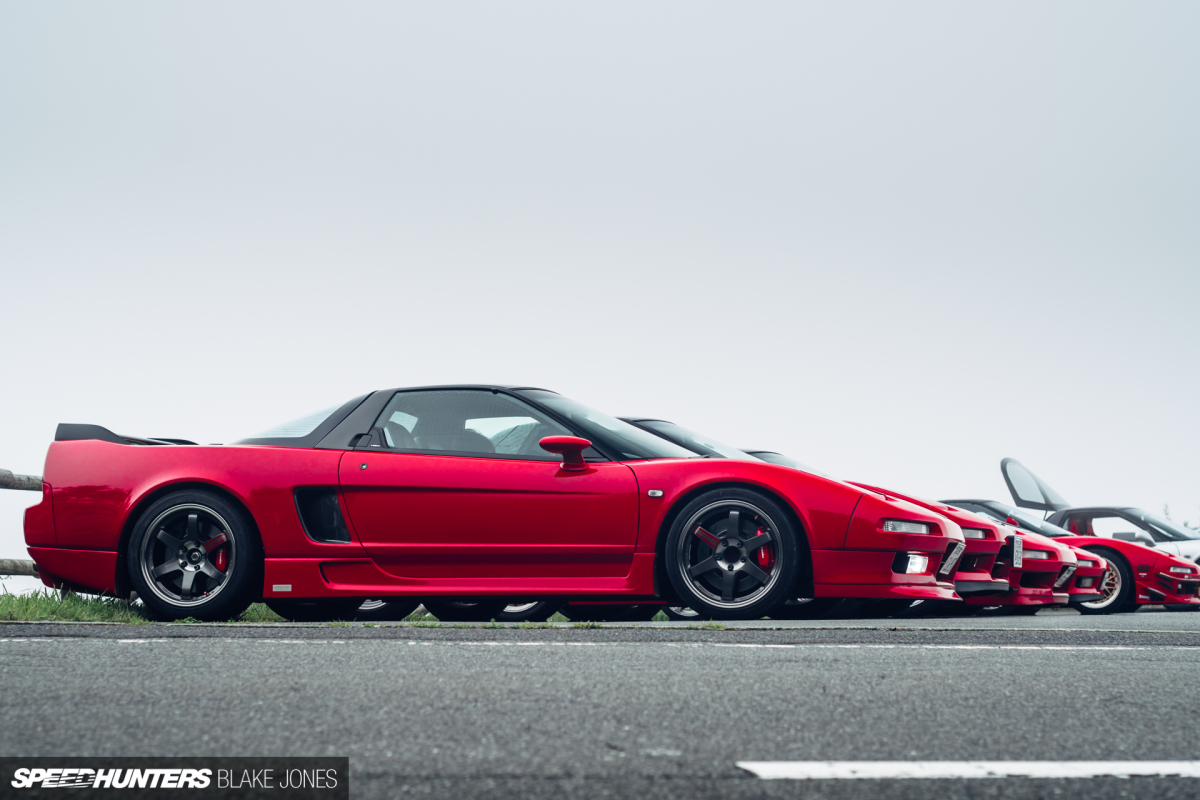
[
  {"left": 115, "top": 480, "right": 264, "bottom": 600},
  {"left": 653, "top": 480, "right": 814, "bottom": 600}
]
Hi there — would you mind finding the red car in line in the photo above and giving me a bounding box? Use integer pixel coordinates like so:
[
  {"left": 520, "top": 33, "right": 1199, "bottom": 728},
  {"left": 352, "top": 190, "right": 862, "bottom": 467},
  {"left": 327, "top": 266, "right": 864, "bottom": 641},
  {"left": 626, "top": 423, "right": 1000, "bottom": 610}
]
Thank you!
[
  {"left": 737, "top": 450, "right": 1112, "bottom": 615},
  {"left": 945, "top": 499, "right": 1200, "bottom": 614},
  {"left": 20, "top": 386, "right": 964, "bottom": 620}
]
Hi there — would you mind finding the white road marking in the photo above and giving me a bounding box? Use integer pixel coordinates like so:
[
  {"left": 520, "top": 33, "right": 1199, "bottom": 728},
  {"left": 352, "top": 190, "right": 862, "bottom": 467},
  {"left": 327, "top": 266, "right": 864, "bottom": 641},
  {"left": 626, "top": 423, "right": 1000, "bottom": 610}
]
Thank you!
[{"left": 737, "top": 761, "right": 1200, "bottom": 780}]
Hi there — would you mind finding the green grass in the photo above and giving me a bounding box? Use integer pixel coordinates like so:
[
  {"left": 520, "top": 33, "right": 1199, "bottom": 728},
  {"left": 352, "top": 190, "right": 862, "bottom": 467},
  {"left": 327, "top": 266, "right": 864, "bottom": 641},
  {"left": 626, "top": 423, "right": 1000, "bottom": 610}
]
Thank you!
[
  {"left": 572, "top": 621, "right": 602, "bottom": 629},
  {"left": 1, "top": 591, "right": 284, "bottom": 624},
  {"left": 237, "top": 603, "right": 283, "bottom": 623},
  {"left": 688, "top": 621, "right": 727, "bottom": 630},
  {"left": 0, "top": 589, "right": 152, "bottom": 624}
]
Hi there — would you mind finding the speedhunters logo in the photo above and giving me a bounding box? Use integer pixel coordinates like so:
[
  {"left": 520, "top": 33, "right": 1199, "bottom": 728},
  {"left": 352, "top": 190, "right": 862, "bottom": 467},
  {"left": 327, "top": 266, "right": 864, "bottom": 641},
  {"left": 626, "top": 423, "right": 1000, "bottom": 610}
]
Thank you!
[
  {"left": 0, "top": 759, "right": 347, "bottom": 799},
  {"left": 12, "top": 769, "right": 213, "bottom": 789}
]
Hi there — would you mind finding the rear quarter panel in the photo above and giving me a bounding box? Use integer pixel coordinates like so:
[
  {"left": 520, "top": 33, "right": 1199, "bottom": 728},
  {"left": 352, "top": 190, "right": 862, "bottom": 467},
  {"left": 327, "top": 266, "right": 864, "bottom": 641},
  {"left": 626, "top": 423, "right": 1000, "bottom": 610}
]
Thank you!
[{"left": 39, "top": 440, "right": 364, "bottom": 559}]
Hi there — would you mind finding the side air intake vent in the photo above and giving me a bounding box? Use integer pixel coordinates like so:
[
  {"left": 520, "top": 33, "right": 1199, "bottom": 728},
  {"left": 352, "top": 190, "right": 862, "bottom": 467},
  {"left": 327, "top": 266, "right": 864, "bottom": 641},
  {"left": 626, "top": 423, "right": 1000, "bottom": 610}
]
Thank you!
[{"left": 294, "top": 488, "right": 351, "bottom": 543}]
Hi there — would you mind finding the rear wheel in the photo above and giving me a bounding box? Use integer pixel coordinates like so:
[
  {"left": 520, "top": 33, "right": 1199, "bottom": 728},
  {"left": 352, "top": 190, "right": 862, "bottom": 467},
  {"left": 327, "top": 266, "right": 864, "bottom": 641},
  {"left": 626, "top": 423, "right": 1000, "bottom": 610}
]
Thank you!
[
  {"left": 665, "top": 488, "right": 799, "bottom": 620},
  {"left": 266, "top": 598, "right": 363, "bottom": 622},
  {"left": 422, "top": 599, "right": 509, "bottom": 622},
  {"left": 1077, "top": 550, "right": 1135, "bottom": 615},
  {"left": 127, "top": 490, "right": 259, "bottom": 622}
]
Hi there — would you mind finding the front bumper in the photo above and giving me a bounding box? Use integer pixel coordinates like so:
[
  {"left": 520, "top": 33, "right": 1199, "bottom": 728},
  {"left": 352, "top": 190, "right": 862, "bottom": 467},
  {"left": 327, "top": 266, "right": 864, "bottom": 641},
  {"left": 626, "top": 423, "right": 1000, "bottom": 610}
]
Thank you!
[
  {"left": 964, "top": 562, "right": 1069, "bottom": 607},
  {"left": 952, "top": 537, "right": 1006, "bottom": 596},
  {"left": 811, "top": 549, "right": 960, "bottom": 601}
]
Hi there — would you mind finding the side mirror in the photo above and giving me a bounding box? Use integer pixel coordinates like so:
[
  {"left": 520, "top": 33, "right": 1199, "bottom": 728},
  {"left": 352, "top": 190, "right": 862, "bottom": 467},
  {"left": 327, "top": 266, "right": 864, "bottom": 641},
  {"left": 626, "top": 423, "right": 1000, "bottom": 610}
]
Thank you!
[{"left": 539, "top": 436, "right": 592, "bottom": 471}]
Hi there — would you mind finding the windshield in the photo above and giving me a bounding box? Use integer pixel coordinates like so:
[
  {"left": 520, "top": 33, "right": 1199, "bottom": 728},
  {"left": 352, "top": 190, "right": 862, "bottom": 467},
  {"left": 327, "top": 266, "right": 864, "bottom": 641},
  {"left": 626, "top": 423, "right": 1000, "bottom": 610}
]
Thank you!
[
  {"left": 1124, "top": 509, "right": 1200, "bottom": 541},
  {"left": 981, "top": 501, "right": 1073, "bottom": 537},
  {"left": 634, "top": 421, "right": 758, "bottom": 461},
  {"left": 518, "top": 391, "right": 696, "bottom": 461},
  {"left": 745, "top": 450, "right": 826, "bottom": 476}
]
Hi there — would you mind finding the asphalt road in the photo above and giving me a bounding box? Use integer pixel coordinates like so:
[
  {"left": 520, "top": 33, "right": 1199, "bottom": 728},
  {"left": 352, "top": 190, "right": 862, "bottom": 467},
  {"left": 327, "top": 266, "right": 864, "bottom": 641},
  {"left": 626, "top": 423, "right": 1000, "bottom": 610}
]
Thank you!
[{"left": 3, "top": 609, "right": 1200, "bottom": 799}]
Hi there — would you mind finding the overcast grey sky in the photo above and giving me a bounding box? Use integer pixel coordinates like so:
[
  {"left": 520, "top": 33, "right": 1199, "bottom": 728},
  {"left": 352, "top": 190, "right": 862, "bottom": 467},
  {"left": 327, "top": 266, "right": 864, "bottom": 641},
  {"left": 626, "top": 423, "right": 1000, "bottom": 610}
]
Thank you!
[{"left": 2, "top": 2, "right": 1198, "bottom": 580}]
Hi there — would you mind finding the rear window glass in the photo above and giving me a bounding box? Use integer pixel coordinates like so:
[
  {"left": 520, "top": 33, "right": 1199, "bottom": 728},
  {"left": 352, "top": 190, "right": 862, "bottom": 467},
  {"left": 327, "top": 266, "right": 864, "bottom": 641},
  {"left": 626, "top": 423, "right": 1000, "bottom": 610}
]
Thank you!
[{"left": 250, "top": 406, "right": 340, "bottom": 439}]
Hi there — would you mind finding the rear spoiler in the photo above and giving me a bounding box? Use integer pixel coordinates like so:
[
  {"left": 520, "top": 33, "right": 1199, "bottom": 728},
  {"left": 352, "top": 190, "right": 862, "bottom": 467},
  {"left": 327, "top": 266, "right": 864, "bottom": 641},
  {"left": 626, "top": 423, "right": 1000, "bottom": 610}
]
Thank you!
[
  {"left": 54, "top": 424, "right": 196, "bottom": 446},
  {"left": 0, "top": 469, "right": 42, "bottom": 492}
]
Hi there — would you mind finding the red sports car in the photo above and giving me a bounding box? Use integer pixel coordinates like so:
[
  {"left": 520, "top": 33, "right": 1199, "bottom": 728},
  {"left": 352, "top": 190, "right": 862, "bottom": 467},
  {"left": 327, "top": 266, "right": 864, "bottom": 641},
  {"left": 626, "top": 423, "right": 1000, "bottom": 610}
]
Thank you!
[{"left": 21, "top": 386, "right": 964, "bottom": 620}]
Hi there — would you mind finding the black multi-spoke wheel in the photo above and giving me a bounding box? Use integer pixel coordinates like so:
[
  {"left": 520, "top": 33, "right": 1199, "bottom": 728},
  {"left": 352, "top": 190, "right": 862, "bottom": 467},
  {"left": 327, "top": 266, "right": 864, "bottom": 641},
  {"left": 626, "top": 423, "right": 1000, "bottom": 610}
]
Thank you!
[
  {"left": 127, "top": 490, "right": 259, "bottom": 621},
  {"left": 665, "top": 489, "right": 800, "bottom": 619}
]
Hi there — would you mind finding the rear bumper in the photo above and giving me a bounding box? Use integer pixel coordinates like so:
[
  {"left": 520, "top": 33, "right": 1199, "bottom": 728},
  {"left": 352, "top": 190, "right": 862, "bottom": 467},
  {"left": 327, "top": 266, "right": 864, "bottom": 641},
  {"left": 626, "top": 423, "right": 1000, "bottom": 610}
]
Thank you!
[{"left": 26, "top": 546, "right": 118, "bottom": 595}]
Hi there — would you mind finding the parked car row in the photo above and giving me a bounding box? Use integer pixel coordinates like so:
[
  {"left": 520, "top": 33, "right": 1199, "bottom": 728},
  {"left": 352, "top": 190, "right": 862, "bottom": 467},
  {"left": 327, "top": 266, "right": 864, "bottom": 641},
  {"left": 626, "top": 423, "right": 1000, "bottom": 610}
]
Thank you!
[
  {"left": 618, "top": 419, "right": 1200, "bottom": 619},
  {"left": 11, "top": 385, "right": 1199, "bottom": 621}
]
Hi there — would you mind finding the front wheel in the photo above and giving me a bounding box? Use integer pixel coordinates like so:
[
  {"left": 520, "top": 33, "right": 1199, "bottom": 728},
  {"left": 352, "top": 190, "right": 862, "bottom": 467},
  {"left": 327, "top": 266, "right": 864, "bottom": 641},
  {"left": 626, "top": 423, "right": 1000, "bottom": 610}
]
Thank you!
[
  {"left": 1077, "top": 550, "right": 1135, "bottom": 615},
  {"left": 665, "top": 488, "right": 800, "bottom": 620},
  {"left": 127, "top": 490, "right": 259, "bottom": 622}
]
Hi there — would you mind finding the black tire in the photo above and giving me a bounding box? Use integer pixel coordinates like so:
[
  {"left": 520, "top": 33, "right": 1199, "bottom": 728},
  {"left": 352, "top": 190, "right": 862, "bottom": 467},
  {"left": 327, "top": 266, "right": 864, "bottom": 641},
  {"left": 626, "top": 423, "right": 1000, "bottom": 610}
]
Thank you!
[
  {"left": 910, "top": 600, "right": 976, "bottom": 617},
  {"left": 1077, "top": 549, "right": 1136, "bottom": 615},
  {"left": 852, "top": 599, "right": 918, "bottom": 618},
  {"left": 997, "top": 604, "right": 1043, "bottom": 616},
  {"left": 266, "top": 598, "right": 364, "bottom": 622},
  {"left": 662, "top": 606, "right": 712, "bottom": 621},
  {"left": 664, "top": 487, "right": 800, "bottom": 620},
  {"left": 559, "top": 603, "right": 660, "bottom": 622},
  {"left": 423, "top": 599, "right": 509, "bottom": 622},
  {"left": 355, "top": 599, "right": 422, "bottom": 621},
  {"left": 494, "top": 601, "right": 562, "bottom": 622},
  {"left": 127, "top": 489, "right": 260, "bottom": 622},
  {"left": 769, "top": 598, "right": 841, "bottom": 620}
]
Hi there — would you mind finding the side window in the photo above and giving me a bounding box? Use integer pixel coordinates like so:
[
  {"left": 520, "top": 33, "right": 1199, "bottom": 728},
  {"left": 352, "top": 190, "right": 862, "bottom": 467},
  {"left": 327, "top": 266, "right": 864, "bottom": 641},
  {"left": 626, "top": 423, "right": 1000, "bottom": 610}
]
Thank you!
[
  {"left": 1080, "top": 514, "right": 1156, "bottom": 542},
  {"left": 373, "top": 390, "right": 574, "bottom": 460}
]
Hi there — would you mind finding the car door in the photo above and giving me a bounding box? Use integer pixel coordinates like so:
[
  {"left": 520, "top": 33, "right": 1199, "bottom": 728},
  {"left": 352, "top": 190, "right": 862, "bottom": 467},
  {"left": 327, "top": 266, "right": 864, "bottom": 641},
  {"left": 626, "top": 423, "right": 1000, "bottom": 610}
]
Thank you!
[
  {"left": 1000, "top": 458, "right": 1072, "bottom": 512},
  {"left": 338, "top": 389, "right": 640, "bottom": 583}
]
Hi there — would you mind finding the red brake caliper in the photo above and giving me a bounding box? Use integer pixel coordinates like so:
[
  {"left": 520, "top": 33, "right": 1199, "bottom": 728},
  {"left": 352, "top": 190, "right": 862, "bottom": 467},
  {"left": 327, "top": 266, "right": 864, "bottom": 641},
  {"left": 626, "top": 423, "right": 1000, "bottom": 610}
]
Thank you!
[
  {"left": 755, "top": 526, "right": 773, "bottom": 568},
  {"left": 214, "top": 548, "right": 227, "bottom": 572}
]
